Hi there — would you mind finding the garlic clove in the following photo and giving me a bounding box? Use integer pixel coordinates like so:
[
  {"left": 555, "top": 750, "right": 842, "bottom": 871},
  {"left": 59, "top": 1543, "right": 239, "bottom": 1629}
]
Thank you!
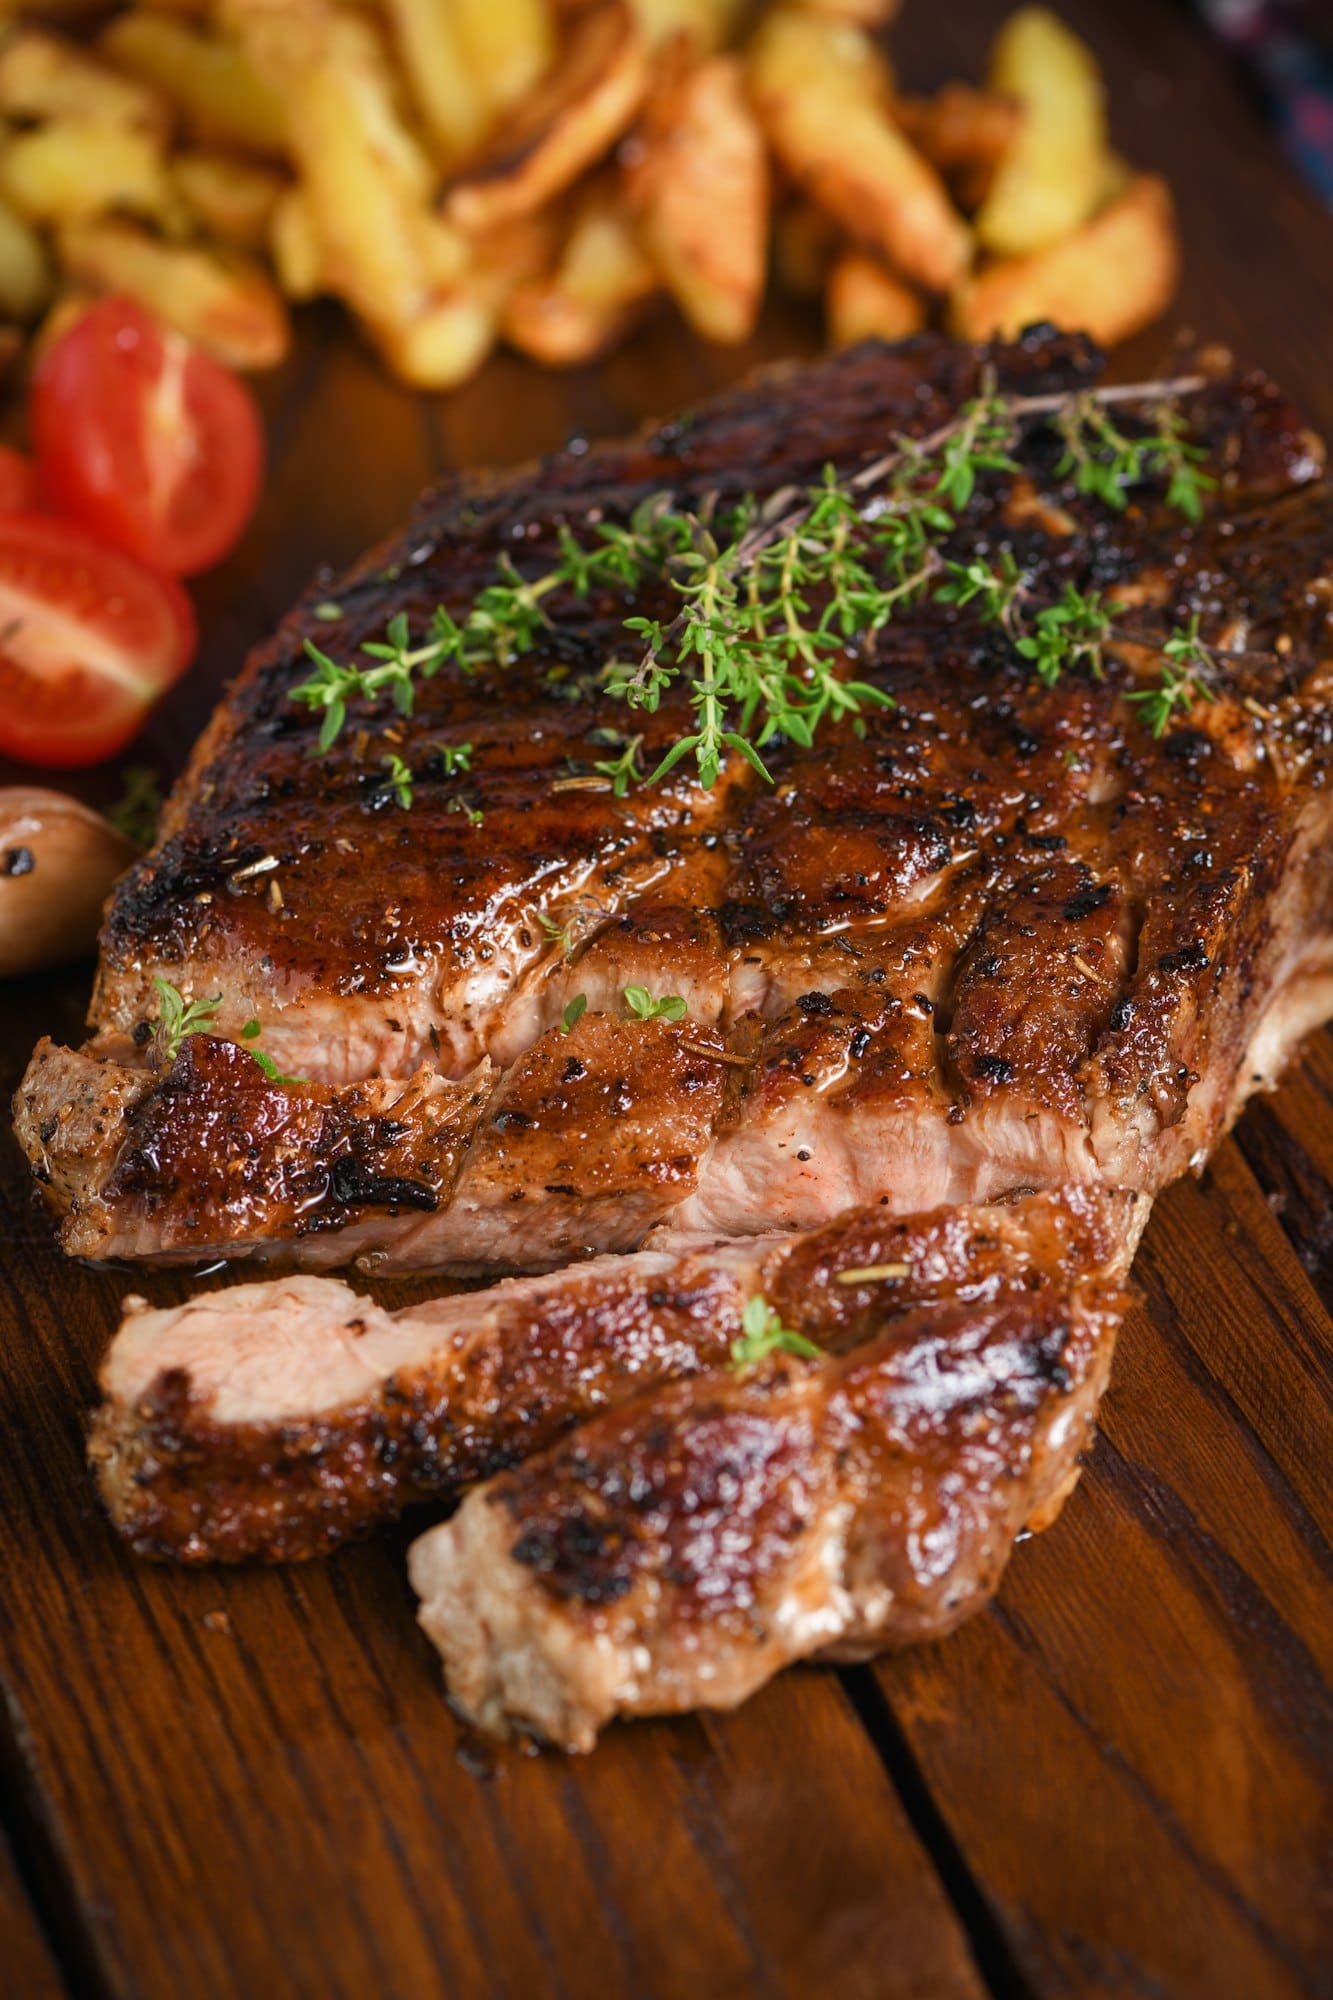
[{"left": 0, "top": 787, "right": 138, "bottom": 978}]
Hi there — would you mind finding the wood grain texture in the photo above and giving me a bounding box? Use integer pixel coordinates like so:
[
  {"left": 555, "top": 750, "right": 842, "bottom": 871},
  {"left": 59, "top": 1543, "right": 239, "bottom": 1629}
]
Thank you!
[{"left": 1, "top": 0, "right": 1331, "bottom": 1994}]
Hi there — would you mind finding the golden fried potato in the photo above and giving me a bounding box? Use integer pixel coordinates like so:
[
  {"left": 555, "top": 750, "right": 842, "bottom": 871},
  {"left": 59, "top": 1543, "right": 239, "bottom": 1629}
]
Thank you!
[
  {"left": 747, "top": 10, "right": 969, "bottom": 294},
  {"left": 174, "top": 149, "right": 286, "bottom": 248},
  {"left": 0, "top": 27, "right": 168, "bottom": 131},
  {"left": 788, "top": 0, "right": 898, "bottom": 25},
  {"left": 57, "top": 217, "right": 290, "bottom": 367},
  {"left": 444, "top": 0, "right": 648, "bottom": 235},
  {"left": 974, "top": 6, "right": 1106, "bottom": 256},
  {"left": 826, "top": 249, "right": 925, "bottom": 346},
  {"left": 952, "top": 172, "right": 1178, "bottom": 346},
  {"left": 628, "top": 53, "right": 767, "bottom": 344},
  {"left": 451, "top": 0, "right": 555, "bottom": 119},
  {"left": 372, "top": 289, "right": 498, "bottom": 388},
  {"left": 503, "top": 179, "right": 656, "bottom": 365},
  {"left": 626, "top": 0, "right": 743, "bottom": 52},
  {"left": 0, "top": 193, "right": 51, "bottom": 318},
  {"left": 1, "top": 121, "right": 176, "bottom": 227},
  {"left": 382, "top": 0, "right": 492, "bottom": 166},
  {"left": 225, "top": 0, "right": 467, "bottom": 337},
  {"left": 100, "top": 14, "right": 288, "bottom": 157}
]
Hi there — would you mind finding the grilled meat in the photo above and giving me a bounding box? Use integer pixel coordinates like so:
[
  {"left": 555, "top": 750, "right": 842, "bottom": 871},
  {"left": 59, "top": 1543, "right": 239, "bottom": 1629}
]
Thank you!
[
  {"left": 94, "top": 1184, "right": 1139, "bottom": 1565},
  {"left": 408, "top": 1185, "right": 1136, "bottom": 1750},
  {"left": 13, "top": 332, "right": 1333, "bottom": 1272}
]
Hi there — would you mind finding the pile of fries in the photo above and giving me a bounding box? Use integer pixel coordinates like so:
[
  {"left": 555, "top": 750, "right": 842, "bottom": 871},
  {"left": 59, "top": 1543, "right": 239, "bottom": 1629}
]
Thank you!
[{"left": 0, "top": 0, "right": 1180, "bottom": 386}]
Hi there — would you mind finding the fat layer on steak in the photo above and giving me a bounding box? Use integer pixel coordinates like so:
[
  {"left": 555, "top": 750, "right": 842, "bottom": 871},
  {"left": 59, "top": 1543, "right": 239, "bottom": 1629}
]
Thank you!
[{"left": 13, "top": 333, "right": 1333, "bottom": 1272}]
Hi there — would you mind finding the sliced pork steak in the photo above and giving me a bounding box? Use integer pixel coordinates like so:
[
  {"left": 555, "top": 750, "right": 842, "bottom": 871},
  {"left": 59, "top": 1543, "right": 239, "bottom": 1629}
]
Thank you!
[
  {"left": 408, "top": 1185, "right": 1135, "bottom": 1750},
  {"left": 93, "top": 1184, "right": 1138, "bottom": 1564},
  {"left": 13, "top": 332, "right": 1333, "bottom": 1271}
]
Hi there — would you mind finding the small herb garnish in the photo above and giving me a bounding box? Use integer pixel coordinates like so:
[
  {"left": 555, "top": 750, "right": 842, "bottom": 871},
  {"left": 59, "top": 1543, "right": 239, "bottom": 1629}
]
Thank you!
[
  {"left": 381, "top": 752, "right": 413, "bottom": 810},
  {"left": 623, "top": 985, "right": 688, "bottom": 1023},
  {"left": 730, "top": 1295, "right": 822, "bottom": 1372},
  {"left": 109, "top": 766, "right": 163, "bottom": 850},
  {"left": 240, "top": 1017, "right": 305, "bottom": 1086},
  {"left": 294, "top": 374, "right": 1222, "bottom": 789},
  {"left": 1125, "top": 614, "right": 1218, "bottom": 736},
  {"left": 560, "top": 994, "right": 588, "bottom": 1034},
  {"left": 153, "top": 978, "right": 221, "bottom": 1063},
  {"left": 436, "top": 741, "right": 474, "bottom": 775}
]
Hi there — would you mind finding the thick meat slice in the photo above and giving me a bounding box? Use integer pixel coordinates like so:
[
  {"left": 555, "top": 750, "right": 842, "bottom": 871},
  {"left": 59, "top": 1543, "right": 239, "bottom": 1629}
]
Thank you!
[
  {"left": 408, "top": 1186, "right": 1136, "bottom": 1749},
  {"left": 92, "top": 1185, "right": 1138, "bottom": 1562},
  {"left": 13, "top": 333, "right": 1333, "bottom": 1272}
]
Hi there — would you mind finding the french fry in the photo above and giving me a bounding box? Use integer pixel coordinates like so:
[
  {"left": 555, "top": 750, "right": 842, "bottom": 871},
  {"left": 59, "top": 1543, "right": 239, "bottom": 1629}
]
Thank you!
[
  {"left": 974, "top": 6, "right": 1106, "bottom": 256},
  {"left": 174, "top": 149, "right": 286, "bottom": 248},
  {"left": 225, "top": 0, "right": 468, "bottom": 342},
  {"left": 0, "top": 192, "right": 52, "bottom": 318},
  {"left": 628, "top": 53, "right": 767, "bottom": 344},
  {"left": 451, "top": 0, "right": 555, "bottom": 120},
  {"left": 747, "top": 10, "right": 969, "bottom": 295},
  {"left": 951, "top": 173, "right": 1178, "bottom": 347},
  {"left": 826, "top": 249, "right": 925, "bottom": 346},
  {"left": 57, "top": 217, "right": 291, "bottom": 368},
  {"left": 444, "top": 0, "right": 648, "bottom": 235},
  {"left": 773, "top": 198, "right": 840, "bottom": 300},
  {"left": 1, "top": 121, "right": 176, "bottom": 227},
  {"left": 381, "top": 0, "right": 492, "bottom": 167},
  {"left": 503, "top": 179, "right": 657, "bottom": 365},
  {"left": 100, "top": 14, "right": 288, "bottom": 157},
  {"left": 0, "top": 28, "right": 168, "bottom": 132}
]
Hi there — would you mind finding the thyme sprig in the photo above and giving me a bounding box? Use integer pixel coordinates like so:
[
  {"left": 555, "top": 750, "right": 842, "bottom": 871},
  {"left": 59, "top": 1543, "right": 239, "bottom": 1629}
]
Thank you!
[
  {"left": 730, "top": 1296, "right": 822, "bottom": 1373},
  {"left": 152, "top": 977, "right": 221, "bottom": 1062},
  {"left": 294, "top": 373, "right": 1222, "bottom": 789}
]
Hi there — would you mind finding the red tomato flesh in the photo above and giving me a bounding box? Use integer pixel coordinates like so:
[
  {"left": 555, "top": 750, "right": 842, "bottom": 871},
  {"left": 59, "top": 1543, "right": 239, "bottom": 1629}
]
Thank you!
[
  {"left": 32, "top": 297, "right": 263, "bottom": 577},
  {"left": 0, "top": 446, "right": 39, "bottom": 514},
  {"left": 0, "top": 513, "right": 196, "bottom": 768}
]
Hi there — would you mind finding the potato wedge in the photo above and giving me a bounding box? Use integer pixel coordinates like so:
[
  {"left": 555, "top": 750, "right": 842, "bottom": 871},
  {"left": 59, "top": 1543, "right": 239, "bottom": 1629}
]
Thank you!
[
  {"left": 444, "top": 0, "right": 648, "bottom": 235},
  {"left": 826, "top": 250, "right": 925, "bottom": 346},
  {"left": 101, "top": 14, "right": 288, "bottom": 157},
  {"left": 381, "top": 0, "right": 492, "bottom": 166},
  {"left": 0, "top": 192, "right": 51, "bottom": 318},
  {"left": 371, "top": 288, "right": 497, "bottom": 389},
  {"left": 628, "top": 54, "right": 767, "bottom": 344},
  {"left": 626, "top": 0, "right": 743, "bottom": 52},
  {"left": 451, "top": 0, "right": 555, "bottom": 120},
  {"left": 747, "top": 10, "right": 969, "bottom": 294},
  {"left": 952, "top": 173, "right": 1178, "bottom": 347},
  {"left": 174, "top": 150, "right": 286, "bottom": 248},
  {"left": 226, "top": 0, "right": 467, "bottom": 336},
  {"left": 1, "top": 121, "right": 176, "bottom": 228},
  {"left": 974, "top": 6, "right": 1106, "bottom": 256},
  {"left": 0, "top": 28, "right": 169, "bottom": 132},
  {"left": 503, "top": 180, "right": 657, "bottom": 366},
  {"left": 57, "top": 218, "right": 290, "bottom": 368}
]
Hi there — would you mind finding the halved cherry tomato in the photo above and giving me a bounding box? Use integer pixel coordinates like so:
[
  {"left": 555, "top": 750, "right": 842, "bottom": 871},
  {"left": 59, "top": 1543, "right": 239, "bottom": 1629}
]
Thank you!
[
  {"left": 0, "top": 514, "right": 196, "bottom": 768},
  {"left": 0, "top": 446, "right": 39, "bottom": 514},
  {"left": 31, "top": 297, "right": 263, "bottom": 578}
]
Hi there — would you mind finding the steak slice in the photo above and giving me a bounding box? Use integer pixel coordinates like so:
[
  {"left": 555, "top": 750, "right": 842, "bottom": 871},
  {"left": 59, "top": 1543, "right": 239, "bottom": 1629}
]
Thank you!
[
  {"left": 407, "top": 1185, "right": 1135, "bottom": 1751},
  {"left": 13, "top": 332, "right": 1333, "bottom": 1271},
  {"left": 92, "top": 1185, "right": 1136, "bottom": 1562}
]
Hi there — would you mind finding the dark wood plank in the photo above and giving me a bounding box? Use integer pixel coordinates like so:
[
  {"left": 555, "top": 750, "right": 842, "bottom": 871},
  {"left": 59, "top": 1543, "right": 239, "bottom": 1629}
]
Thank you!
[
  {"left": 870, "top": 1133, "right": 1333, "bottom": 1999},
  {"left": 2, "top": 1, "right": 1332, "bottom": 1993},
  {"left": 0, "top": 1820, "right": 66, "bottom": 2000}
]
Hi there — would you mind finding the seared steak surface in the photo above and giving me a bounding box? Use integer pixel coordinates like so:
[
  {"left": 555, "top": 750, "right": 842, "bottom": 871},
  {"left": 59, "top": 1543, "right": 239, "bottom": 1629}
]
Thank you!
[{"left": 14, "top": 331, "right": 1333, "bottom": 1270}]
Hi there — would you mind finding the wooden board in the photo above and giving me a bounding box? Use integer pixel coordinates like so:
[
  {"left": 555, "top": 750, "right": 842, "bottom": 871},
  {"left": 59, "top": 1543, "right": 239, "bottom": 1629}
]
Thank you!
[{"left": 1, "top": 1, "right": 1330, "bottom": 1995}]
